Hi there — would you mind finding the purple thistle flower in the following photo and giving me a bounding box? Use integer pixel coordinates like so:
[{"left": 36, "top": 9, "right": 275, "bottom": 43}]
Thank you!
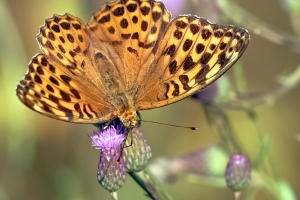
[
  {"left": 90, "top": 120, "right": 127, "bottom": 192},
  {"left": 192, "top": 82, "right": 219, "bottom": 103},
  {"left": 90, "top": 124, "right": 126, "bottom": 151},
  {"left": 163, "top": 0, "right": 186, "bottom": 16},
  {"left": 192, "top": 76, "right": 231, "bottom": 103},
  {"left": 225, "top": 154, "right": 251, "bottom": 192}
]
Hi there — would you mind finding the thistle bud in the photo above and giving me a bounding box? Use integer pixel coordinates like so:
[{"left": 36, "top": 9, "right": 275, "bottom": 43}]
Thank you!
[
  {"left": 225, "top": 154, "right": 251, "bottom": 191},
  {"left": 122, "top": 128, "right": 152, "bottom": 172}
]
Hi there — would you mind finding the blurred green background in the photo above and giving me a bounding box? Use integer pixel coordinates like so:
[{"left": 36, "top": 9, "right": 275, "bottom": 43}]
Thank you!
[{"left": 1, "top": 0, "right": 300, "bottom": 199}]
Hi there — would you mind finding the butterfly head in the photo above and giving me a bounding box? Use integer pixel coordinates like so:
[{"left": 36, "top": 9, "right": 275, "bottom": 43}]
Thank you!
[{"left": 119, "top": 110, "right": 140, "bottom": 129}]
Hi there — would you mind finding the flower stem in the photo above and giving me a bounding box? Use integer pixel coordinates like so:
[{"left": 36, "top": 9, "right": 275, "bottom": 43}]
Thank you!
[
  {"left": 234, "top": 192, "right": 241, "bottom": 200},
  {"left": 110, "top": 191, "right": 118, "bottom": 200},
  {"left": 128, "top": 169, "right": 173, "bottom": 200}
]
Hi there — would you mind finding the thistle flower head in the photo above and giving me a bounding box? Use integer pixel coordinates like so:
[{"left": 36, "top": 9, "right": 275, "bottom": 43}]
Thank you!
[
  {"left": 90, "top": 120, "right": 128, "bottom": 192},
  {"left": 192, "top": 77, "right": 231, "bottom": 103},
  {"left": 192, "top": 82, "right": 219, "bottom": 103}
]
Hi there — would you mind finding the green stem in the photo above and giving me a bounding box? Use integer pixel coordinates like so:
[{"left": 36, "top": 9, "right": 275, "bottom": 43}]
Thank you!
[
  {"left": 204, "top": 103, "right": 242, "bottom": 154},
  {"left": 110, "top": 192, "right": 118, "bottom": 200},
  {"left": 128, "top": 169, "right": 173, "bottom": 200}
]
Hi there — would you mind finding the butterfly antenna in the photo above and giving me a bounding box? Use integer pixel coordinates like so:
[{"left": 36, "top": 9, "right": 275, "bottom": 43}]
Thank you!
[{"left": 140, "top": 120, "right": 197, "bottom": 130}]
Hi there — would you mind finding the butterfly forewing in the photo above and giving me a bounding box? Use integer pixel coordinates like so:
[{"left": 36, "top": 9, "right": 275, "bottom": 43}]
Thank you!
[
  {"left": 16, "top": 0, "right": 249, "bottom": 126},
  {"left": 17, "top": 14, "right": 116, "bottom": 123},
  {"left": 136, "top": 15, "right": 249, "bottom": 109},
  {"left": 87, "top": 0, "right": 171, "bottom": 90}
]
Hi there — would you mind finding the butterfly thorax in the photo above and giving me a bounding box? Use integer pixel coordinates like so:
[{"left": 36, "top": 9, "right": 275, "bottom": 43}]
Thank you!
[{"left": 119, "top": 109, "right": 140, "bottom": 128}]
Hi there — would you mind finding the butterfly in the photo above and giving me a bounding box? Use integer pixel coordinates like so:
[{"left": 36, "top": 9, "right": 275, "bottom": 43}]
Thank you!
[{"left": 16, "top": 0, "right": 250, "bottom": 128}]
